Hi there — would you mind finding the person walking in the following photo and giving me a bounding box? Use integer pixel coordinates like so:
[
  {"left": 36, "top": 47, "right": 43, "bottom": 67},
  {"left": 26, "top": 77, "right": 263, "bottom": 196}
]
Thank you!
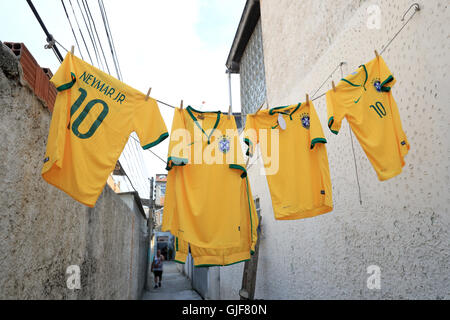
[{"left": 151, "top": 249, "right": 164, "bottom": 289}]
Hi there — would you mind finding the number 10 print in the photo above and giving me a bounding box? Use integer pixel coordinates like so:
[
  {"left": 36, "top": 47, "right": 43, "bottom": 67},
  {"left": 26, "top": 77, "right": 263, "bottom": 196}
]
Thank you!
[
  {"left": 370, "top": 101, "right": 386, "bottom": 118},
  {"left": 70, "top": 88, "right": 109, "bottom": 139}
]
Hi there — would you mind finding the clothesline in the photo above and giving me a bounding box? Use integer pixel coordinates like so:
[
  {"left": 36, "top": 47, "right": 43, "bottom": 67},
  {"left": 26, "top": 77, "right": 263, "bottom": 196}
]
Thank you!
[{"left": 45, "top": 2, "right": 420, "bottom": 171}]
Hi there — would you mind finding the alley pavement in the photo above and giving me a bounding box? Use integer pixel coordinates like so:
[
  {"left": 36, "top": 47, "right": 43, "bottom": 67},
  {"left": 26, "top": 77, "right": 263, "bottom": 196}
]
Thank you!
[{"left": 142, "top": 261, "right": 202, "bottom": 300}]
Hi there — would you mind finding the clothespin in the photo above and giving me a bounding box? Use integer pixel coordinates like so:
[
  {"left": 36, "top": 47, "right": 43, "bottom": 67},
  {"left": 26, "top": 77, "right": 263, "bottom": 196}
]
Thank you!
[
  {"left": 375, "top": 50, "right": 379, "bottom": 58},
  {"left": 228, "top": 105, "right": 232, "bottom": 119},
  {"left": 180, "top": 100, "right": 184, "bottom": 110},
  {"left": 332, "top": 81, "right": 336, "bottom": 92},
  {"left": 145, "top": 88, "right": 152, "bottom": 101},
  {"left": 305, "top": 93, "right": 310, "bottom": 106},
  {"left": 70, "top": 45, "right": 75, "bottom": 55}
]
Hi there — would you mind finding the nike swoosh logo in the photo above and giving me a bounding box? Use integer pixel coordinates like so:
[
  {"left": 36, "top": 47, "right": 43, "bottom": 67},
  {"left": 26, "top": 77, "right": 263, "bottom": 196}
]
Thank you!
[{"left": 354, "top": 96, "right": 362, "bottom": 104}]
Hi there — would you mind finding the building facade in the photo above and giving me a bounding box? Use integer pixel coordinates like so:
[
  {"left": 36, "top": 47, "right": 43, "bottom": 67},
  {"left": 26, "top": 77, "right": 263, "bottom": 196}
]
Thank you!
[{"left": 220, "top": 0, "right": 450, "bottom": 300}]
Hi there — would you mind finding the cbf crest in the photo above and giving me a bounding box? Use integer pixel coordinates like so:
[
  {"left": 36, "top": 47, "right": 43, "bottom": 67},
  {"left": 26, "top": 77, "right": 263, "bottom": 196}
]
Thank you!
[
  {"left": 218, "top": 135, "right": 231, "bottom": 153},
  {"left": 300, "top": 112, "right": 310, "bottom": 130},
  {"left": 372, "top": 78, "right": 382, "bottom": 92}
]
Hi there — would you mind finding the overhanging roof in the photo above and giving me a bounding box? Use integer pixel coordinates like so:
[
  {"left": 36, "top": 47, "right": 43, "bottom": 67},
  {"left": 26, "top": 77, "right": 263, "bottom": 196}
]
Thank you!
[{"left": 226, "top": 0, "right": 261, "bottom": 73}]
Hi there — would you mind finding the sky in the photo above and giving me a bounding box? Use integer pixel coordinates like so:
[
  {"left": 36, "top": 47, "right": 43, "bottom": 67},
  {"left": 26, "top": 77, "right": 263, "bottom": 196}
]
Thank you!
[{"left": 0, "top": 0, "right": 246, "bottom": 198}]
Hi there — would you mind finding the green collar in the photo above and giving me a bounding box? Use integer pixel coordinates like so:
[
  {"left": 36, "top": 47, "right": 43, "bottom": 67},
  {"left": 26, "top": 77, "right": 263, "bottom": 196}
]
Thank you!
[
  {"left": 186, "top": 106, "right": 221, "bottom": 145},
  {"left": 340, "top": 65, "right": 368, "bottom": 91},
  {"left": 269, "top": 103, "right": 302, "bottom": 120}
]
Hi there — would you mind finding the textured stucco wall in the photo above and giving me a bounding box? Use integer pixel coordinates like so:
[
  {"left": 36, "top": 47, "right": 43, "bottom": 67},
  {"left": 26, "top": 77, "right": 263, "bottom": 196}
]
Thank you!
[
  {"left": 0, "top": 43, "right": 149, "bottom": 300},
  {"left": 220, "top": 0, "right": 450, "bottom": 299}
]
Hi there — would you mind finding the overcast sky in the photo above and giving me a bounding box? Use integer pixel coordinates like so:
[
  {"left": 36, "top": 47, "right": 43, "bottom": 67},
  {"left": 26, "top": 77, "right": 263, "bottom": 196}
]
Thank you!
[{"left": 0, "top": 0, "right": 245, "bottom": 197}]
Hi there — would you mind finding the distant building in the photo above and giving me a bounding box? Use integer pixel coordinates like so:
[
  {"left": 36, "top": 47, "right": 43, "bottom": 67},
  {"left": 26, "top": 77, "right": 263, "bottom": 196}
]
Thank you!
[{"left": 155, "top": 174, "right": 167, "bottom": 207}]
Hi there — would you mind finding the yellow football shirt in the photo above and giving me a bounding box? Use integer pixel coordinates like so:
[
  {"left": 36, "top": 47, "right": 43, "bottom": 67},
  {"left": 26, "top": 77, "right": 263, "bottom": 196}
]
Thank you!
[
  {"left": 174, "top": 176, "right": 258, "bottom": 267},
  {"left": 244, "top": 101, "right": 333, "bottom": 220},
  {"left": 162, "top": 106, "right": 250, "bottom": 249},
  {"left": 326, "top": 56, "right": 410, "bottom": 181},
  {"left": 42, "top": 52, "right": 168, "bottom": 207}
]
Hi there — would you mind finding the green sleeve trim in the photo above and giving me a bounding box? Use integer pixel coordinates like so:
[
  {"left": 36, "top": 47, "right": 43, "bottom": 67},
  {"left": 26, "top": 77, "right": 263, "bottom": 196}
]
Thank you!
[
  {"left": 229, "top": 164, "right": 247, "bottom": 178},
  {"left": 311, "top": 138, "right": 327, "bottom": 149},
  {"left": 166, "top": 156, "right": 188, "bottom": 171},
  {"left": 328, "top": 117, "right": 339, "bottom": 135},
  {"left": 142, "top": 132, "right": 169, "bottom": 150},
  {"left": 251, "top": 250, "right": 255, "bottom": 255},
  {"left": 174, "top": 260, "right": 185, "bottom": 265},
  {"left": 244, "top": 138, "right": 253, "bottom": 157},
  {"left": 56, "top": 72, "right": 76, "bottom": 92},
  {"left": 381, "top": 75, "right": 394, "bottom": 87}
]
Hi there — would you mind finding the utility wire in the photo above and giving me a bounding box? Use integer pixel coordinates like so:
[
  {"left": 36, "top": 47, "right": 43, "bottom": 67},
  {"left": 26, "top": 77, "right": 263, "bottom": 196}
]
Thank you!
[
  {"left": 100, "top": 0, "right": 123, "bottom": 80},
  {"left": 84, "top": 0, "right": 111, "bottom": 75},
  {"left": 98, "top": 0, "right": 122, "bottom": 80},
  {"left": 61, "top": 0, "right": 84, "bottom": 61},
  {"left": 76, "top": 0, "right": 102, "bottom": 69},
  {"left": 68, "top": 0, "right": 94, "bottom": 64},
  {"left": 26, "top": 0, "right": 64, "bottom": 63}
]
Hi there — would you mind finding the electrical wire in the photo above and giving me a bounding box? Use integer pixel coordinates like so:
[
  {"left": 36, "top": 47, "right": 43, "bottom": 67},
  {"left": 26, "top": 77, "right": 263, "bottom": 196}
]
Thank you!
[
  {"left": 68, "top": 0, "right": 94, "bottom": 64},
  {"left": 84, "top": 0, "right": 111, "bottom": 75},
  {"left": 100, "top": 0, "right": 123, "bottom": 80},
  {"left": 61, "top": 0, "right": 84, "bottom": 60},
  {"left": 98, "top": 0, "right": 122, "bottom": 80},
  {"left": 76, "top": 0, "right": 102, "bottom": 69}
]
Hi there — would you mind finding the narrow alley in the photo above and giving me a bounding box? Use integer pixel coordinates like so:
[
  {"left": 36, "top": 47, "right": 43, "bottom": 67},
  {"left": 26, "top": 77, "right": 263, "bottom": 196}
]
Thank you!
[{"left": 142, "top": 262, "right": 202, "bottom": 301}]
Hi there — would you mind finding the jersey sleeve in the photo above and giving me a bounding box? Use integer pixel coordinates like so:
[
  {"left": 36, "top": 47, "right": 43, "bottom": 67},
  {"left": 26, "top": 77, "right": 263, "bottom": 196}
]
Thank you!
[
  {"left": 378, "top": 56, "right": 396, "bottom": 92},
  {"left": 166, "top": 108, "right": 190, "bottom": 170},
  {"left": 309, "top": 102, "right": 327, "bottom": 149},
  {"left": 243, "top": 114, "right": 259, "bottom": 157},
  {"left": 133, "top": 98, "right": 168, "bottom": 150},
  {"left": 50, "top": 52, "right": 77, "bottom": 92},
  {"left": 388, "top": 93, "right": 410, "bottom": 160},
  {"left": 326, "top": 90, "right": 344, "bottom": 135}
]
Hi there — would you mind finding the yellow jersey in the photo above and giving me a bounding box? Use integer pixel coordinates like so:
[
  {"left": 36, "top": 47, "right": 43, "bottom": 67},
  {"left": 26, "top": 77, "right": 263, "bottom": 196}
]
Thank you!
[
  {"left": 326, "top": 56, "right": 410, "bottom": 181},
  {"left": 244, "top": 101, "right": 333, "bottom": 220},
  {"left": 162, "top": 106, "right": 251, "bottom": 249},
  {"left": 174, "top": 176, "right": 258, "bottom": 267},
  {"left": 42, "top": 52, "right": 168, "bottom": 207}
]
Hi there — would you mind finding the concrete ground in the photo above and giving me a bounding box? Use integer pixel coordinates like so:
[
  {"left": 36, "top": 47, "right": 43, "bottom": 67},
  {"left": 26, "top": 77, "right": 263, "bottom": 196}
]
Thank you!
[{"left": 142, "top": 261, "right": 202, "bottom": 300}]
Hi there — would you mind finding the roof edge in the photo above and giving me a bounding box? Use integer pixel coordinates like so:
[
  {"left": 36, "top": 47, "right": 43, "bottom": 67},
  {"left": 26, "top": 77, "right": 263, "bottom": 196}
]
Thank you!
[{"left": 226, "top": 0, "right": 261, "bottom": 73}]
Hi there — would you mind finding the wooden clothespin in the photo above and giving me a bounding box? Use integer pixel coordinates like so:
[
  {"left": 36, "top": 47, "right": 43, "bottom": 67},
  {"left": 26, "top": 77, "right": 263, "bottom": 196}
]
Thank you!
[
  {"left": 180, "top": 100, "right": 184, "bottom": 110},
  {"left": 375, "top": 50, "right": 379, "bottom": 58},
  {"left": 332, "top": 81, "right": 336, "bottom": 92},
  {"left": 70, "top": 45, "right": 75, "bottom": 55},
  {"left": 305, "top": 93, "right": 310, "bottom": 106},
  {"left": 228, "top": 105, "right": 232, "bottom": 119},
  {"left": 145, "top": 88, "right": 152, "bottom": 101},
  {"left": 255, "top": 100, "right": 266, "bottom": 114}
]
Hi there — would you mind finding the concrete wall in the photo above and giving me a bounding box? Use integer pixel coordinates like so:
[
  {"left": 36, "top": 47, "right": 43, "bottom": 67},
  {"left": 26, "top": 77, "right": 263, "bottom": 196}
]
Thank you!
[
  {"left": 0, "top": 43, "right": 149, "bottom": 300},
  {"left": 220, "top": 0, "right": 450, "bottom": 299}
]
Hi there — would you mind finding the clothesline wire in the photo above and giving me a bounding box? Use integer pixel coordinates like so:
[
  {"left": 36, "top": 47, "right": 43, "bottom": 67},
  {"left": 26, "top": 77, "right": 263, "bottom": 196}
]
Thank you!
[{"left": 380, "top": 3, "right": 420, "bottom": 55}]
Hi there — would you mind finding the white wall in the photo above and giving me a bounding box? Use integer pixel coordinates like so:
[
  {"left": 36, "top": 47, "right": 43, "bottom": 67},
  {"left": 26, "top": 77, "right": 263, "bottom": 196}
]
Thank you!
[{"left": 220, "top": 0, "right": 450, "bottom": 299}]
